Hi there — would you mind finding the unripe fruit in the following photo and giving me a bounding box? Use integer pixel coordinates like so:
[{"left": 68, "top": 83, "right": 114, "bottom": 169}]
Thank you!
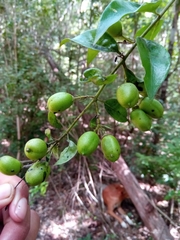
[
  {"left": 130, "top": 109, "right": 152, "bottom": 131},
  {"left": 77, "top": 131, "right": 99, "bottom": 156},
  {"left": 101, "top": 135, "right": 121, "bottom": 162},
  {"left": 0, "top": 155, "right": 22, "bottom": 175},
  {"left": 24, "top": 138, "right": 47, "bottom": 161},
  {"left": 116, "top": 83, "right": 139, "bottom": 108},
  {"left": 139, "top": 97, "right": 164, "bottom": 119},
  {"left": 47, "top": 92, "right": 73, "bottom": 113},
  {"left": 25, "top": 162, "right": 50, "bottom": 186}
]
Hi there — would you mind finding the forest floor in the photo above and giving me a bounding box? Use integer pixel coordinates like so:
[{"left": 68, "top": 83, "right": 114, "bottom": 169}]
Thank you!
[{"left": 31, "top": 157, "right": 180, "bottom": 240}]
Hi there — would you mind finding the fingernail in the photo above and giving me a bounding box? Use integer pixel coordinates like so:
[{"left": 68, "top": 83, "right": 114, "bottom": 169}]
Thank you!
[
  {"left": 15, "top": 198, "right": 28, "bottom": 220},
  {"left": 0, "top": 183, "right": 13, "bottom": 200}
]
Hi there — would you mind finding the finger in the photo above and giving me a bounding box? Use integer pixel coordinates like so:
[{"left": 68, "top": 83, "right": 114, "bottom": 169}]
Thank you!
[
  {"left": 25, "top": 210, "right": 40, "bottom": 240},
  {"left": 0, "top": 184, "right": 15, "bottom": 210},
  {"left": 0, "top": 204, "right": 30, "bottom": 240},
  {"left": 0, "top": 173, "right": 29, "bottom": 222},
  {"left": 0, "top": 173, "right": 29, "bottom": 212},
  {"left": 0, "top": 173, "right": 24, "bottom": 187},
  {"left": 9, "top": 187, "right": 29, "bottom": 223}
]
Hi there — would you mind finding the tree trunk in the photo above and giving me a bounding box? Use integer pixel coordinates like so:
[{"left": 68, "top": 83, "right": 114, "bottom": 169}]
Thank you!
[{"left": 111, "top": 156, "right": 174, "bottom": 240}]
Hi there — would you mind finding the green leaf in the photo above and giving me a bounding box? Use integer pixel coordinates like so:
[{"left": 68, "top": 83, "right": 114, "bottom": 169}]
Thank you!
[
  {"left": 94, "top": 0, "right": 162, "bottom": 43},
  {"left": 84, "top": 68, "right": 102, "bottom": 79},
  {"left": 106, "top": 20, "right": 123, "bottom": 39},
  {"left": 87, "top": 49, "right": 99, "bottom": 64},
  {"left": 60, "top": 38, "right": 70, "bottom": 47},
  {"left": 135, "top": 20, "right": 163, "bottom": 40},
  {"left": 83, "top": 68, "right": 117, "bottom": 86},
  {"left": 94, "top": 0, "right": 141, "bottom": 43},
  {"left": 70, "top": 29, "right": 120, "bottom": 53},
  {"left": 104, "top": 74, "right": 117, "bottom": 85},
  {"left": 83, "top": 67, "right": 104, "bottom": 85},
  {"left": 104, "top": 99, "right": 127, "bottom": 122},
  {"left": 48, "top": 112, "right": 62, "bottom": 129},
  {"left": 123, "top": 63, "right": 142, "bottom": 84},
  {"left": 55, "top": 140, "right": 77, "bottom": 165},
  {"left": 136, "top": 37, "right": 171, "bottom": 99},
  {"left": 138, "top": 0, "right": 162, "bottom": 13}
]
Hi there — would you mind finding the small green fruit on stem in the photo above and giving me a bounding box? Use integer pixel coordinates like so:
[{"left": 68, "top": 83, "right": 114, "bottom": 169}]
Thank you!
[
  {"left": 24, "top": 138, "right": 47, "bottom": 161},
  {"left": 139, "top": 97, "right": 164, "bottom": 119},
  {"left": 0, "top": 156, "right": 22, "bottom": 175},
  {"left": 25, "top": 161, "right": 50, "bottom": 186},
  {"left": 101, "top": 135, "right": 121, "bottom": 162},
  {"left": 77, "top": 131, "right": 100, "bottom": 156},
  {"left": 130, "top": 109, "right": 152, "bottom": 131},
  {"left": 47, "top": 92, "right": 74, "bottom": 113},
  {"left": 116, "top": 83, "right": 139, "bottom": 108}
]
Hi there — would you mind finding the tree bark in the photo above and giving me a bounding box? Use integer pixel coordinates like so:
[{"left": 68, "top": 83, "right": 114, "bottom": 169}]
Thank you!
[
  {"left": 41, "top": 49, "right": 69, "bottom": 82},
  {"left": 111, "top": 156, "right": 174, "bottom": 240}
]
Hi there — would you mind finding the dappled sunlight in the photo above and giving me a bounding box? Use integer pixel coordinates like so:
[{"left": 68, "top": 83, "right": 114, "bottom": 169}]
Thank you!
[
  {"left": 38, "top": 97, "right": 47, "bottom": 111},
  {"left": 1, "top": 139, "right": 10, "bottom": 147},
  {"left": 38, "top": 209, "right": 95, "bottom": 239}
]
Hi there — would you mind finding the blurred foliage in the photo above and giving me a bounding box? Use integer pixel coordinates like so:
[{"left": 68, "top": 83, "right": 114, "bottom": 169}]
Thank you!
[
  {"left": 134, "top": 105, "right": 180, "bottom": 186},
  {"left": 78, "top": 234, "right": 92, "bottom": 240},
  {"left": 29, "top": 181, "right": 49, "bottom": 205}
]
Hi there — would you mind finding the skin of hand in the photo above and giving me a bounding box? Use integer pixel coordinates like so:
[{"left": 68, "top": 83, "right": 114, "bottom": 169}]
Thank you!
[{"left": 0, "top": 173, "right": 40, "bottom": 240}]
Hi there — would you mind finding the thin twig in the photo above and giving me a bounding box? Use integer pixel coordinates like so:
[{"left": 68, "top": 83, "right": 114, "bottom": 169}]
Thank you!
[{"left": 84, "top": 157, "right": 97, "bottom": 197}]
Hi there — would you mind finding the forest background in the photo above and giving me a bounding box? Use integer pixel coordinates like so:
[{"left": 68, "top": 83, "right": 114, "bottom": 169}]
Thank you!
[{"left": 0, "top": 0, "right": 180, "bottom": 239}]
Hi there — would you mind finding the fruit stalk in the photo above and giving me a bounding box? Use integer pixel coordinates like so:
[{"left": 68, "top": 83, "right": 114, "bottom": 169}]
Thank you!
[{"left": 48, "top": 85, "right": 106, "bottom": 151}]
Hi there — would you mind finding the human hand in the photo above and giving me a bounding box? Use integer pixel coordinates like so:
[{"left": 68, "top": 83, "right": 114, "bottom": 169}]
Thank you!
[{"left": 0, "top": 172, "right": 40, "bottom": 240}]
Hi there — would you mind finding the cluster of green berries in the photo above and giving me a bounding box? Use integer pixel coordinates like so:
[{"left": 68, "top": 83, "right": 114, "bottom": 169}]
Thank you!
[
  {"left": 0, "top": 138, "right": 49, "bottom": 186},
  {"left": 0, "top": 86, "right": 163, "bottom": 185},
  {"left": 116, "top": 82, "right": 164, "bottom": 131}
]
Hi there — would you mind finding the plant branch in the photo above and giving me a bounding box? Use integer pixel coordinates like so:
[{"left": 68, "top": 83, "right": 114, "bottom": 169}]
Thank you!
[
  {"left": 112, "top": 0, "right": 176, "bottom": 74},
  {"left": 49, "top": 0, "right": 176, "bottom": 150}
]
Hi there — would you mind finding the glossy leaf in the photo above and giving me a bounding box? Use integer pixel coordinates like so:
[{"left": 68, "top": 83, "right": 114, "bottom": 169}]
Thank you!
[
  {"left": 61, "top": 29, "right": 120, "bottom": 53},
  {"left": 136, "top": 37, "right": 171, "bottom": 99},
  {"left": 104, "top": 99, "right": 127, "bottom": 122},
  {"left": 94, "top": 0, "right": 162, "bottom": 43},
  {"left": 55, "top": 140, "right": 77, "bottom": 165},
  {"left": 135, "top": 20, "right": 163, "bottom": 40}
]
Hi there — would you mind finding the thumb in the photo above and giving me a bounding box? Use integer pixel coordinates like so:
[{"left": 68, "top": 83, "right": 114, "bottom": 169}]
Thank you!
[{"left": 0, "top": 183, "right": 15, "bottom": 209}]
